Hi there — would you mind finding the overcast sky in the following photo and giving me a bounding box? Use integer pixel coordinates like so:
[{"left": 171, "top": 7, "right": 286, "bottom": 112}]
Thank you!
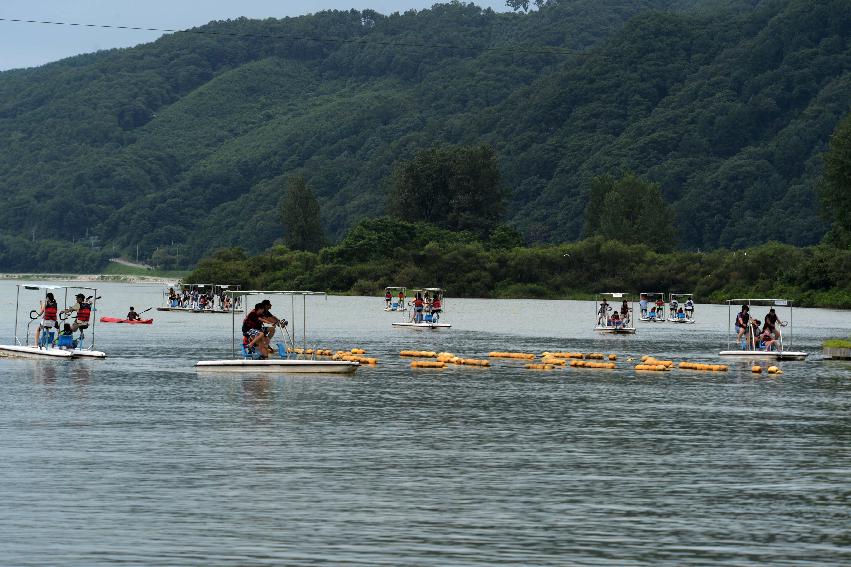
[{"left": 0, "top": 0, "right": 509, "bottom": 71}]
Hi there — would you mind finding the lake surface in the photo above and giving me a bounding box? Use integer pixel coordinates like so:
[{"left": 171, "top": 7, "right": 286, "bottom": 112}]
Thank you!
[{"left": 1, "top": 280, "right": 850, "bottom": 566}]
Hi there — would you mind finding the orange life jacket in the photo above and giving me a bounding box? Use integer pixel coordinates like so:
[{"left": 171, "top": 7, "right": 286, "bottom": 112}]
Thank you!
[
  {"left": 76, "top": 302, "right": 92, "bottom": 322},
  {"left": 43, "top": 301, "right": 58, "bottom": 321}
]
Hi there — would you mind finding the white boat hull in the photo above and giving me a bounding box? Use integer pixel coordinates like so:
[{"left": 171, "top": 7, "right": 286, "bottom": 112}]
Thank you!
[
  {"left": 719, "top": 350, "right": 808, "bottom": 361},
  {"left": 639, "top": 317, "right": 665, "bottom": 323},
  {"left": 594, "top": 326, "right": 636, "bottom": 335},
  {"left": 72, "top": 348, "right": 107, "bottom": 359},
  {"left": 667, "top": 318, "right": 696, "bottom": 324},
  {"left": 392, "top": 322, "right": 451, "bottom": 329},
  {"left": 196, "top": 359, "right": 359, "bottom": 373},
  {"left": 0, "top": 344, "right": 74, "bottom": 359}
]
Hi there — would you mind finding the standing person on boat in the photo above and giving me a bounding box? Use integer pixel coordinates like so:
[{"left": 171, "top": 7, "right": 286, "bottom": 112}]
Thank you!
[
  {"left": 654, "top": 296, "right": 665, "bottom": 318},
  {"left": 413, "top": 293, "right": 425, "bottom": 323},
  {"left": 385, "top": 290, "right": 392, "bottom": 308},
  {"left": 669, "top": 297, "right": 679, "bottom": 315},
  {"left": 620, "top": 299, "right": 630, "bottom": 323},
  {"left": 597, "top": 299, "right": 610, "bottom": 326},
  {"left": 639, "top": 294, "right": 648, "bottom": 318},
  {"left": 685, "top": 298, "right": 695, "bottom": 319},
  {"left": 764, "top": 308, "right": 785, "bottom": 332},
  {"left": 735, "top": 305, "right": 750, "bottom": 346},
  {"left": 127, "top": 307, "right": 140, "bottom": 321},
  {"left": 398, "top": 290, "right": 405, "bottom": 307},
  {"left": 34, "top": 292, "right": 59, "bottom": 347},
  {"left": 63, "top": 293, "right": 92, "bottom": 333},
  {"left": 431, "top": 294, "right": 442, "bottom": 322}
]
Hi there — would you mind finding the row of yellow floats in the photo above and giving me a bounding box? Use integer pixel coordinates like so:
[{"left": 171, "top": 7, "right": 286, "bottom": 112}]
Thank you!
[
  {"left": 287, "top": 347, "right": 378, "bottom": 365},
  {"left": 409, "top": 351, "right": 492, "bottom": 369},
  {"left": 284, "top": 346, "right": 782, "bottom": 375}
]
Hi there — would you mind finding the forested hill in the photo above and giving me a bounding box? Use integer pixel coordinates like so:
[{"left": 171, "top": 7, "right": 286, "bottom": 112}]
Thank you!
[{"left": 0, "top": 0, "right": 849, "bottom": 269}]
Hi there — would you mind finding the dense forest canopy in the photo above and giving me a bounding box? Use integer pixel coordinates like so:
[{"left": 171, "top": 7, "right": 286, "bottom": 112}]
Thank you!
[{"left": 0, "top": 0, "right": 849, "bottom": 269}]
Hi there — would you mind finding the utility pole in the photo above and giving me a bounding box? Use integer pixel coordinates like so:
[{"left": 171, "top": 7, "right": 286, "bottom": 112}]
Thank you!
[{"left": 136, "top": 244, "right": 139, "bottom": 263}]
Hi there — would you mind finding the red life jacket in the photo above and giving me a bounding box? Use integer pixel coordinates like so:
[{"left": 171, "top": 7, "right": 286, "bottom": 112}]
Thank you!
[
  {"left": 414, "top": 298, "right": 424, "bottom": 307},
  {"left": 76, "top": 302, "right": 92, "bottom": 322},
  {"left": 432, "top": 299, "right": 441, "bottom": 309},
  {"left": 43, "top": 301, "right": 58, "bottom": 321}
]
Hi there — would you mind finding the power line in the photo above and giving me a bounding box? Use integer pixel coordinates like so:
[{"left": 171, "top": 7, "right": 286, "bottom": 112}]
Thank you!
[{"left": 0, "top": 17, "right": 579, "bottom": 56}]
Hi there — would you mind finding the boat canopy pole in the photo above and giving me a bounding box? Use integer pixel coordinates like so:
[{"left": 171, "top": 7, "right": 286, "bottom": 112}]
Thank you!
[
  {"left": 13, "top": 285, "right": 20, "bottom": 345},
  {"left": 727, "top": 301, "right": 731, "bottom": 351}
]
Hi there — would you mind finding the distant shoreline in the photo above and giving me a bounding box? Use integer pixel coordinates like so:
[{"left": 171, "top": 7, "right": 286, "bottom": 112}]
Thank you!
[{"left": 0, "top": 274, "right": 177, "bottom": 285}]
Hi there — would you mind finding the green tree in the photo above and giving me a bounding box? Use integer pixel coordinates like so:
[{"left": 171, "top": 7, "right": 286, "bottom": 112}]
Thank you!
[
  {"left": 390, "top": 144, "right": 507, "bottom": 237},
  {"left": 583, "top": 173, "right": 678, "bottom": 252},
  {"left": 820, "top": 112, "right": 851, "bottom": 247},
  {"left": 505, "top": 0, "right": 548, "bottom": 12},
  {"left": 281, "top": 176, "right": 327, "bottom": 252}
]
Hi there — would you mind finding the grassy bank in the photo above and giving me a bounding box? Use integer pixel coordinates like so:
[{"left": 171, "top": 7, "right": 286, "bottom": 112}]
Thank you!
[
  {"left": 823, "top": 339, "right": 851, "bottom": 349},
  {"left": 101, "top": 263, "right": 188, "bottom": 280}
]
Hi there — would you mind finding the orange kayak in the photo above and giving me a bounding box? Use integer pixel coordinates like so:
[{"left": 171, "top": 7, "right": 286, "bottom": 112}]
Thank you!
[{"left": 99, "top": 317, "right": 153, "bottom": 324}]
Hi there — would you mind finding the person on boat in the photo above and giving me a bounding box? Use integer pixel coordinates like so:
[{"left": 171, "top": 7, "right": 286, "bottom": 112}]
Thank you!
[
  {"left": 398, "top": 290, "right": 405, "bottom": 307},
  {"left": 748, "top": 318, "right": 762, "bottom": 350},
  {"left": 648, "top": 306, "right": 657, "bottom": 321},
  {"left": 764, "top": 308, "right": 785, "bottom": 332},
  {"left": 259, "top": 299, "right": 287, "bottom": 342},
  {"left": 676, "top": 307, "right": 686, "bottom": 320},
  {"left": 61, "top": 293, "right": 93, "bottom": 334},
  {"left": 620, "top": 300, "right": 629, "bottom": 323},
  {"left": 127, "top": 307, "right": 140, "bottom": 321},
  {"left": 669, "top": 297, "right": 679, "bottom": 317},
  {"left": 413, "top": 293, "right": 425, "bottom": 323},
  {"left": 685, "top": 298, "right": 695, "bottom": 319},
  {"left": 735, "top": 305, "right": 750, "bottom": 346},
  {"left": 639, "top": 294, "right": 648, "bottom": 318},
  {"left": 168, "top": 287, "right": 179, "bottom": 308},
  {"left": 431, "top": 294, "right": 442, "bottom": 321},
  {"left": 654, "top": 297, "right": 665, "bottom": 317},
  {"left": 597, "top": 299, "right": 610, "bottom": 326},
  {"left": 759, "top": 324, "right": 777, "bottom": 351},
  {"left": 242, "top": 303, "right": 272, "bottom": 358},
  {"left": 34, "top": 292, "right": 59, "bottom": 347},
  {"left": 610, "top": 311, "right": 623, "bottom": 328},
  {"left": 385, "top": 290, "right": 392, "bottom": 308}
]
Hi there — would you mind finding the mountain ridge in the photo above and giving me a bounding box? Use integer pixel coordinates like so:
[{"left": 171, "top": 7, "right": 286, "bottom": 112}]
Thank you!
[{"left": 0, "top": 0, "right": 847, "bottom": 268}]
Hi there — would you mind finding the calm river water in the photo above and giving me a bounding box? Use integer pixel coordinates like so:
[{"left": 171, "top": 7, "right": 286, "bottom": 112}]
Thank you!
[{"left": 0, "top": 280, "right": 849, "bottom": 566}]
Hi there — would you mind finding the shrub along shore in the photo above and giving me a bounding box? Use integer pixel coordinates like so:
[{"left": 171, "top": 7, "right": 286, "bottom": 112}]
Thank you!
[{"left": 186, "top": 219, "right": 851, "bottom": 309}]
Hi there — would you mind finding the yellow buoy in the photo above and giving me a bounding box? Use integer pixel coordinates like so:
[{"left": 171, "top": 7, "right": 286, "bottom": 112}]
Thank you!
[
  {"left": 751, "top": 366, "right": 762, "bottom": 373},
  {"left": 411, "top": 360, "right": 446, "bottom": 368}
]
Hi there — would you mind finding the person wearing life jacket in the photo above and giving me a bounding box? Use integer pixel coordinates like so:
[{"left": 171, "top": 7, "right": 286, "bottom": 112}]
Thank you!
[
  {"left": 35, "top": 292, "right": 59, "bottom": 347},
  {"left": 127, "top": 307, "right": 140, "bottom": 321},
  {"left": 259, "top": 299, "right": 287, "bottom": 342},
  {"left": 242, "top": 302, "right": 270, "bottom": 358},
  {"left": 685, "top": 298, "right": 695, "bottom": 319},
  {"left": 64, "top": 293, "right": 92, "bottom": 333},
  {"left": 413, "top": 294, "right": 425, "bottom": 323},
  {"left": 385, "top": 290, "right": 392, "bottom": 308}
]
